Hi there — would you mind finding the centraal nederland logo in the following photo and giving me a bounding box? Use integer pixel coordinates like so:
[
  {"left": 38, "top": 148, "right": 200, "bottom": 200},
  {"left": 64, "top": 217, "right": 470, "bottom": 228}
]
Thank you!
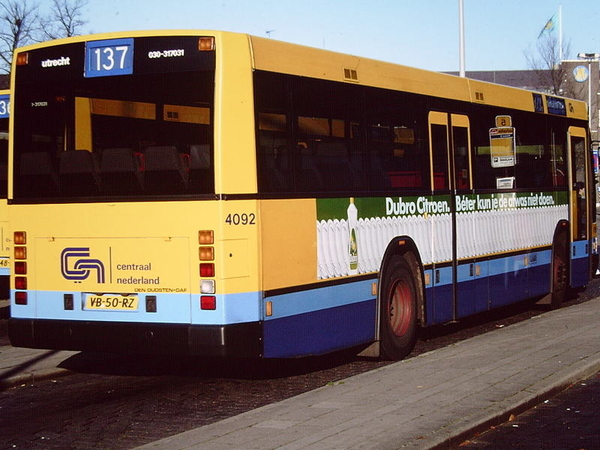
[{"left": 61, "top": 247, "right": 105, "bottom": 283}]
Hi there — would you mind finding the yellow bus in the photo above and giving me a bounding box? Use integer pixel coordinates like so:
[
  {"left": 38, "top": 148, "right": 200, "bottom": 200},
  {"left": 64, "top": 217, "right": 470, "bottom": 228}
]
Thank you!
[
  {"left": 8, "top": 31, "right": 595, "bottom": 360},
  {"left": 0, "top": 89, "right": 9, "bottom": 298}
]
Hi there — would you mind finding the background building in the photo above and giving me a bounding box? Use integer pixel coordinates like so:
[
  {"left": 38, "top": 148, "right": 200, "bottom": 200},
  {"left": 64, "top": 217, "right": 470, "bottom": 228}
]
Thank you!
[{"left": 449, "top": 58, "right": 599, "bottom": 150}]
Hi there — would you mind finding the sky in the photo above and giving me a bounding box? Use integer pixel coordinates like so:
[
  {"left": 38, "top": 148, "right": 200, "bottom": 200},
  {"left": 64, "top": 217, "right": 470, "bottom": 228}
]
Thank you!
[{"left": 38, "top": 0, "right": 600, "bottom": 72}]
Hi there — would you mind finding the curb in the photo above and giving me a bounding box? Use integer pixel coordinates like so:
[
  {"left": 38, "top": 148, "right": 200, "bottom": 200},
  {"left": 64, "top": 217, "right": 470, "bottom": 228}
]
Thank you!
[{"left": 418, "top": 356, "right": 600, "bottom": 449}]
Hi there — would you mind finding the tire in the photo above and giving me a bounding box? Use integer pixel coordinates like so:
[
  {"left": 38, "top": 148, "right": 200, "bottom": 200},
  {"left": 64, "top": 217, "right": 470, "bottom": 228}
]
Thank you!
[
  {"left": 379, "top": 254, "right": 419, "bottom": 360},
  {"left": 550, "top": 229, "right": 569, "bottom": 310}
]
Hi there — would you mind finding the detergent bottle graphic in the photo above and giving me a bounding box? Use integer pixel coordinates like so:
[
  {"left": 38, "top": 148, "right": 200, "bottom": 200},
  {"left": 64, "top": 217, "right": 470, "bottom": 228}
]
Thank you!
[{"left": 347, "top": 198, "right": 359, "bottom": 275}]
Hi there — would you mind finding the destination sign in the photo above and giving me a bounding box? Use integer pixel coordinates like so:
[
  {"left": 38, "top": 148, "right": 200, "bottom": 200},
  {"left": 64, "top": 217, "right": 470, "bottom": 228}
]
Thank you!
[
  {"left": 85, "top": 38, "right": 134, "bottom": 78},
  {"left": 17, "top": 36, "right": 215, "bottom": 84},
  {"left": 0, "top": 94, "right": 9, "bottom": 118}
]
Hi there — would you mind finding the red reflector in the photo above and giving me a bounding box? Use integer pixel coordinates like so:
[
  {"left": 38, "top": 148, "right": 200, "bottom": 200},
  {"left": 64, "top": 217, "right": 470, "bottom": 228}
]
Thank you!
[
  {"left": 200, "top": 296, "right": 216, "bottom": 310},
  {"left": 15, "top": 261, "right": 27, "bottom": 274},
  {"left": 199, "top": 263, "right": 215, "bottom": 277},
  {"left": 15, "top": 291, "right": 28, "bottom": 305},
  {"left": 15, "top": 277, "right": 27, "bottom": 290}
]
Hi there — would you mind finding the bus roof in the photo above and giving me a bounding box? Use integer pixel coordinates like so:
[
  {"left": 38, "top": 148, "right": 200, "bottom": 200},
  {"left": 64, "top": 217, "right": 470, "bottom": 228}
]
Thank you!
[
  {"left": 12, "top": 29, "right": 588, "bottom": 120},
  {"left": 249, "top": 35, "right": 587, "bottom": 120}
]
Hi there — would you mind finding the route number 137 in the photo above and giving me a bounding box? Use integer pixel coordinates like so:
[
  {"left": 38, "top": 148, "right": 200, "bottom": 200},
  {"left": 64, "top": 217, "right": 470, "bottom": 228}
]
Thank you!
[
  {"left": 93, "top": 46, "right": 129, "bottom": 71},
  {"left": 85, "top": 38, "right": 134, "bottom": 78}
]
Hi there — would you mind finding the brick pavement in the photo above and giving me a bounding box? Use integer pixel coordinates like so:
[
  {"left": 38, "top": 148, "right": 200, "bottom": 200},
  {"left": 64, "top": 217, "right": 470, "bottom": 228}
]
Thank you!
[
  {"left": 2, "top": 298, "right": 600, "bottom": 449},
  {"left": 134, "top": 298, "right": 600, "bottom": 450}
]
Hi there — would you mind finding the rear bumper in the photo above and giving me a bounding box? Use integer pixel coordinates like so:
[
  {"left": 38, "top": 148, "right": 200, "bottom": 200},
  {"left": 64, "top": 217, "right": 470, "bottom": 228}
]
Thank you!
[{"left": 8, "top": 318, "right": 263, "bottom": 358}]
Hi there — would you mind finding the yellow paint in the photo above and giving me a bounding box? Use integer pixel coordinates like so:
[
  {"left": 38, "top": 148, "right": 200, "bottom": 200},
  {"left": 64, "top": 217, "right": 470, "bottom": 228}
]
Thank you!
[
  {"left": 74, "top": 97, "right": 93, "bottom": 151},
  {"left": 0, "top": 199, "right": 8, "bottom": 264},
  {"left": 0, "top": 89, "right": 9, "bottom": 266},
  {"left": 10, "top": 200, "right": 261, "bottom": 295},
  {"left": 260, "top": 199, "right": 317, "bottom": 290},
  {"left": 214, "top": 32, "right": 257, "bottom": 195},
  {"left": 249, "top": 35, "right": 587, "bottom": 118},
  {"left": 250, "top": 36, "right": 471, "bottom": 104}
]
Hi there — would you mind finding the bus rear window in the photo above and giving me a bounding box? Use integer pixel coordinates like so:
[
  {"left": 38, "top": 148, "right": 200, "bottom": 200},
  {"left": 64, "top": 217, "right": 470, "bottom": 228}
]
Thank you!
[{"left": 13, "top": 37, "right": 215, "bottom": 201}]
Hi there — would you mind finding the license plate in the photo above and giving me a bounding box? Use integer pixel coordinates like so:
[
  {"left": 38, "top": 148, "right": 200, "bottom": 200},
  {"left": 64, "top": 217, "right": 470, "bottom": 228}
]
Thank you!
[{"left": 85, "top": 294, "right": 138, "bottom": 311}]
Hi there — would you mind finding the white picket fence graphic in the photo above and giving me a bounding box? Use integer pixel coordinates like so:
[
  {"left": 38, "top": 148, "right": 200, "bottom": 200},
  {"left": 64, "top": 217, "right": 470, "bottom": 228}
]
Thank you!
[{"left": 317, "top": 205, "right": 567, "bottom": 280}]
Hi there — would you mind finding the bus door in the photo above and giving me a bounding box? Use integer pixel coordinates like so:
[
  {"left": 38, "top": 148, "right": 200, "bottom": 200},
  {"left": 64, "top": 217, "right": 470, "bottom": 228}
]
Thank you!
[
  {"left": 568, "top": 126, "right": 590, "bottom": 287},
  {"left": 428, "top": 112, "right": 486, "bottom": 325},
  {"left": 450, "top": 114, "right": 488, "bottom": 319},
  {"left": 428, "top": 112, "right": 453, "bottom": 324}
]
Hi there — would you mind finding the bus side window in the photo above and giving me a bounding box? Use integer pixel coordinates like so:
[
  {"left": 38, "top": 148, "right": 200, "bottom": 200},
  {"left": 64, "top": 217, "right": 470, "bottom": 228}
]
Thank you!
[
  {"left": 430, "top": 124, "right": 449, "bottom": 190},
  {"left": 258, "top": 112, "right": 291, "bottom": 192},
  {"left": 550, "top": 127, "right": 567, "bottom": 188},
  {"left": 453, "top": 126, "right": 470, "bottom": 190}
]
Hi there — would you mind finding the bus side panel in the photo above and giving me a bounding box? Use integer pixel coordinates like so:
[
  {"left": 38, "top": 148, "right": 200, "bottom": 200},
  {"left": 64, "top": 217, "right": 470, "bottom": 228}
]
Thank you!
[
  {"left": 260, "top": 199, "right": 317, "bottom": 291},
  {"left": 456, "top": 260, "right": 489, "bottom": 318},
  {"left": 262, "top": 280, "right": 376, "bottom": 358},
  {"left": 488, "top": 254, "right": 529, "bottom": 308},
  {"left": 571, "top": 240, "right": 590, "bottom": 288},
  {"left": 527, "top": 250, "right": 553, "bottom": 298},
  {"left": 427, "top": 265, "right": 454, "bottom": 325}
]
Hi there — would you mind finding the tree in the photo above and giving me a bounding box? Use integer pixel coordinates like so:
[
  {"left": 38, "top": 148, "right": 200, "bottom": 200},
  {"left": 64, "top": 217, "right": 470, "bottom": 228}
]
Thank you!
[
  {"left": 0, "top": 0, "right": 40, "bottom": 75},
  {"left": 41, "top": 0, "right": 88, "bottom": 40},
  {"left": 525, "top": 33, "right": 574, "bottom": 96},
  {"left": 0, "top": 0, "right": 88, "bottom": 76}
]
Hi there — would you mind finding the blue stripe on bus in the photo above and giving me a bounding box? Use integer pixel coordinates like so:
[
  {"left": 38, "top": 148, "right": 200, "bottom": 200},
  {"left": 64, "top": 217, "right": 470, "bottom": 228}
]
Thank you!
[
  {"left": 11, "top": 246, "right": 585, "bottom": 355},
  {"left": 191, "top": 291, "right": 262, "bottom": 325},
  {"left": 263, "top": 279, "right": 376, "bottom": 321},
  {"left": 0, "top": 267, "right": 9, "bottom": 276},
  {"left": 263, "top": 299, "right": 376, "bottom": 358},
  {"left": 425, "top": 249, "right": 553, "bottom": 326},
  {"left": 572, "top": 240, "right": 589, "bottom": 260},
  {"left": 571, "top": 240, "right": 590, "bottom": 288},
  {"left": 425, "top": 265, "right": 454, "bottom": 324},
  {"left": 10, "top": 290, "right": 262, "bottom": 325}
]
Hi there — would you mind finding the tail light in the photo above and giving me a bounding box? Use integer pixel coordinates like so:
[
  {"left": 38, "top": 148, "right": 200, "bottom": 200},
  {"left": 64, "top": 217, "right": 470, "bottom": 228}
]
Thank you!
[
  {"left": 14, "top": 232, "right": 28, "bottom": 305},
  {"left": 199, "top": 230, "right": 216, "bottom": 310}
]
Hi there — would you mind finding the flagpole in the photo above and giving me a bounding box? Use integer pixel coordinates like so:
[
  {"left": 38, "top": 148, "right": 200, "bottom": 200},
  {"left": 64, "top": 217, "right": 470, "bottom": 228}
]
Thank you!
[
  {"left": 459, "top": 0, "right": 465, "bottom": 77},
  {"left": 559, "top": 4, "right": 563, "bottom": 61}
]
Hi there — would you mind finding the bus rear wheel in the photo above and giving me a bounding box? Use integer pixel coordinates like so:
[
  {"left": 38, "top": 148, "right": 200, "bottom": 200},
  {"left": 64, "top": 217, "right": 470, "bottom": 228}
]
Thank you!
[{"left": 379, "top": 254, "right": 419, "bottom": 360}]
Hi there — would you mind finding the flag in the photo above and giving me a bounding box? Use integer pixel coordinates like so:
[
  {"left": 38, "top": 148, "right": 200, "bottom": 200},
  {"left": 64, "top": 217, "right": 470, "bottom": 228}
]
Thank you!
[{"left": 538, "top": 15, "right": 555, "bottom": 38}]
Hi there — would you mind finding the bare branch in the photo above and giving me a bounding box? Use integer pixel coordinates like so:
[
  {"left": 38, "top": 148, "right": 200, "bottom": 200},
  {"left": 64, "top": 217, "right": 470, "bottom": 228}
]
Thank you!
[
  {"left": 41, "top": 0, "right": 88, "bottom": 40},
  {"left": 0, "top": 0, "right": 40, "bottom": 74},
  {"left": 525, "top": 33, "right": 571, "bottom": 96}
]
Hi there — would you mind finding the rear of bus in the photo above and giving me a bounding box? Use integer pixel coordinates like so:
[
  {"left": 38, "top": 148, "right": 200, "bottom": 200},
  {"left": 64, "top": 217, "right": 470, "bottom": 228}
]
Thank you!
[
  {"left": 8, "top": 32, "right": 263, "bottom": 356},
  {"left": 0, "top": 90, "right": 9, "bottom": 297}
]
